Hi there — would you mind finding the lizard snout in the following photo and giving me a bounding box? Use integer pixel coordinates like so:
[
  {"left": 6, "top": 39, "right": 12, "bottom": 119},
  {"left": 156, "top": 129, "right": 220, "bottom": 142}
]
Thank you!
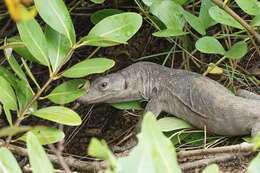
[{"left": 77, "top": 94, "right": 89, "bottom": 103}]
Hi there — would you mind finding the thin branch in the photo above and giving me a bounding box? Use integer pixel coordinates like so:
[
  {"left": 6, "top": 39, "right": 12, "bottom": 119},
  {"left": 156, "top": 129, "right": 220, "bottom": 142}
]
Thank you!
[
  {"left": 210, "top": 0, "right": 260, "bottom": 43},
  {"left": 47, "top": 126, "right": 72, "bottom": 173},
  {"left": 180, "top": 153, "right": 241, "bottom": 171},
  {"left": 177, "top": 142, "right": 253, "bottom": 158}
]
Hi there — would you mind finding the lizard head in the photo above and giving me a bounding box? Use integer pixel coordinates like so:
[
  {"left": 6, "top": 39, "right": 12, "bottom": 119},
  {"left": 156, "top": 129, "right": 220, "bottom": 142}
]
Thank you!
[{"left": 78, "top": 73, "right": 137, "bottom": 104}]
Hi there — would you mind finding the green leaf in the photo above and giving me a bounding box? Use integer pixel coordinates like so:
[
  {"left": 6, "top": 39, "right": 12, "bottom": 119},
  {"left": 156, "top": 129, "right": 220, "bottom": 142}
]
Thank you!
[
  {"left": 15, "top": 80, "right": 37, "bottom": 113},
  {"left": 182, "top": 132, "right": 206, "bottom": 144},
  {"left": 126, "top": 112, "right": 182, "bottom": 173},
  {"left": 209, "top": 6, "right": 243, "bottom": 29},
  {"left": 157, "top": 117, "right": 193, "bottom": 132},
  {"left": 27, "top": 132, "right": 54, "bottom": 173},
  {"left": 118, "top": 141, "right": 156, "bottom": 173},
  {"left": 174, "top": 0, "right": 189, "bottom": 5},
  {"left": 3, "top": 105, "right": 12, "bottom": 126},
  {"left": 252, "top": 15, "right": 260, "bottom": 26},
  {"left": 81, "top": 12, "right": 142, "bottom": 47},
  {"left": 142, "top": 0, "right": 154, "bottom": 6},
  {"left": 252, "top": 133, "right": 260, "bottom": 150},
  {"left": 17, "top": 19, "right": 49, "bottom": 66},
  {"left": 82, "top": 35, "right": 127, "bottom": 46},
  {"left": 235, "top": 0, "right": 260, "bottom": 16},
  {"left": 7, "top": 56, "right": 27, "bottom": 82},
  {"left": 0, "top": 147, "right": 22, "bottom": 173},
  {"left": 224, "top": 41, "right": 247, "bottom": 59},
  {"left": 199, "top": 0, "right": 217, "bottom": 29},
  {"left": 34, "top": 0, "right": 76, "bottom": 45},
  {"left": 142, "top": 0, "right": 188, "bottom": 7},
  {"left": 31, "top": 106, "right": 82, "bottom": 126},
  {"left": 247, "top": 153, "right": 260, "bottom": 173},
  {"left": 170, "top": 133, "right": 191, "bottom": 146},
  {"left": 46, "top": 79, "right": 86, "bottom": 104},
  {"left": 21, "top": 58, "right": 41, "bottom": 90},
  {"left": 0, "top": 65, "right": 18, "bottom": 87},
  {"left": 150, "top": 1, "right": 184, "bottom": 31},
  {"left": 111, "top": 101, "right": 142, "bottom": 110},
  {"left": 152, "top": 29, "right": 188, "bottom": 37},
  {"left": 242, "top": 136, "right": 251, "bottom": 142},
  {"left": 88, "top": 138, "right": 117, "bottom": 167},
  {"left": 195, "top": 36, "right": 225, "bottom": 55},
  {"left": 90, "top": 9, "right": 123, "bottom": 25},
  {"left": 4, "top": 49, "right": 27, "bottom": 82},
  {"left": 0, "top": 76, "right": 17, "bottom": 110},
  {"left": 89, "top": 0, "right": 106, "bottom": 4},
  {"left": 45, "top": 25, "right": 70, "bottom": 71},
  {"left": 183, "top": 10, "right": 206, "bottom": 35},
  {"left": 7, "top": 36, "right": 40, "bottom": 63},
  {"left": 202, "top": 164, "right": 219, "bottom": 173},
  {"left": 0, "top": 126, "right": 31, "bottom": 137},
  {"left": 62, "top": 58, "right": 115, "bottom": 78},
  {"left": 17, "top": 127, "right": 65, "bottom": 145}
]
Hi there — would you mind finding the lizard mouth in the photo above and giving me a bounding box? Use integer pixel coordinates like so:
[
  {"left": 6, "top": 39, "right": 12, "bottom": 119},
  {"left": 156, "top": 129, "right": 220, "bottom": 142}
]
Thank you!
[{"left": 77, "top": 93, "right": 118, "bottom": 104}]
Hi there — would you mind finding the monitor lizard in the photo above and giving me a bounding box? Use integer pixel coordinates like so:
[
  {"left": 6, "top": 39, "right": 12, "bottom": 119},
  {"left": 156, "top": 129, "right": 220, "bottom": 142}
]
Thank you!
[{"left": 78, "top": 62, "right": 260, "bottom": 137}]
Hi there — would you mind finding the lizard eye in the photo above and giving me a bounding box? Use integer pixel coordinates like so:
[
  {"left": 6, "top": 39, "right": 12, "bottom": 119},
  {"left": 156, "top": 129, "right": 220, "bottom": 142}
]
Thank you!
[{"left": 100, "top": 82, "right": 108, "bottom": 89}]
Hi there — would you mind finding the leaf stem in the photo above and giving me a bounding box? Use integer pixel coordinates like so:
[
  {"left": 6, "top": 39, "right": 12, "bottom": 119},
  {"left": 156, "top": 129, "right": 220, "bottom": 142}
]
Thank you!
[{"left": 0, "top": 42, "right": 25, "bottom": 50}]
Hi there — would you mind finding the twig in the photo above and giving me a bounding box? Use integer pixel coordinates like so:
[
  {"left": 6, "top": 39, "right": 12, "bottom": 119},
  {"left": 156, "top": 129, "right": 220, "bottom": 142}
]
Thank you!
[
  {"left": 210, "top": 0, "right": 260, "bottom": 43},
  {"left": 23, "top": 164, "right": 74, "bottom": 173},
  {"left": 177, "top": 142, "right": 253, "bottom": 159},
  {"left": 86, "top": 47, "right": 101, "bottom": 59},
  {"left": 47, "top": 125, "right": 72, "bottom": 173},
  {"left": 180, "top": 153, "right": 240, "bottom": 171}
]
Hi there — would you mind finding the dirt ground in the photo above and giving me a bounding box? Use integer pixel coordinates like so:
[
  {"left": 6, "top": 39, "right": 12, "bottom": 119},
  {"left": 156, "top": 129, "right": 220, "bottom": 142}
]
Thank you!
[{"left": 0, "top": 0, "right": 260, "bottom": 172}]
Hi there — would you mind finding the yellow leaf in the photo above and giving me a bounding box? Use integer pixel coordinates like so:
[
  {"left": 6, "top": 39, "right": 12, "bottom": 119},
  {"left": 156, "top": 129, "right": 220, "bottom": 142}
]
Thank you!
[
  {"left": 4, "top": 0, "right": 21, "bottom": 21},
  {"left": 207, "top": 63, "right": 223, "bottom": 74},
  {"left": 4, "top": 0, "right": 37, "bottom": 22},
  {"left": 20, "top": 6, "right": 37, "bottom": 21}
]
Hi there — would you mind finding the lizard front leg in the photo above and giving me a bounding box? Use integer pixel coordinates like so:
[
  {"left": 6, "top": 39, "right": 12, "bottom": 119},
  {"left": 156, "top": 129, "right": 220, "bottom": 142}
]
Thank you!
[
  {"left": 113, "top": 89, "right": 164, "bottom": 152},
  {"left": 134, "top": 91, "right": 163, "bottom": 134},
  {"left": 112, "top": 94, "right": 164, "bottom": 152}
]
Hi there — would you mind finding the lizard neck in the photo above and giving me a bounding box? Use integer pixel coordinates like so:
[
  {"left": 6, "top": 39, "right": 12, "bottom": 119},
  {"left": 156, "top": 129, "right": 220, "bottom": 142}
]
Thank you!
[{"left": 120, "top": 62, "right": 158, "bottom": 100}]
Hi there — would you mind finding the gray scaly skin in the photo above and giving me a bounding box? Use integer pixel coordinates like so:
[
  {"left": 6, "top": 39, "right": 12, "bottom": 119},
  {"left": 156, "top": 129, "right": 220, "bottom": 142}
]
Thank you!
[{"left": 78, "top": 62, "right": 260, "bottom": 137}]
